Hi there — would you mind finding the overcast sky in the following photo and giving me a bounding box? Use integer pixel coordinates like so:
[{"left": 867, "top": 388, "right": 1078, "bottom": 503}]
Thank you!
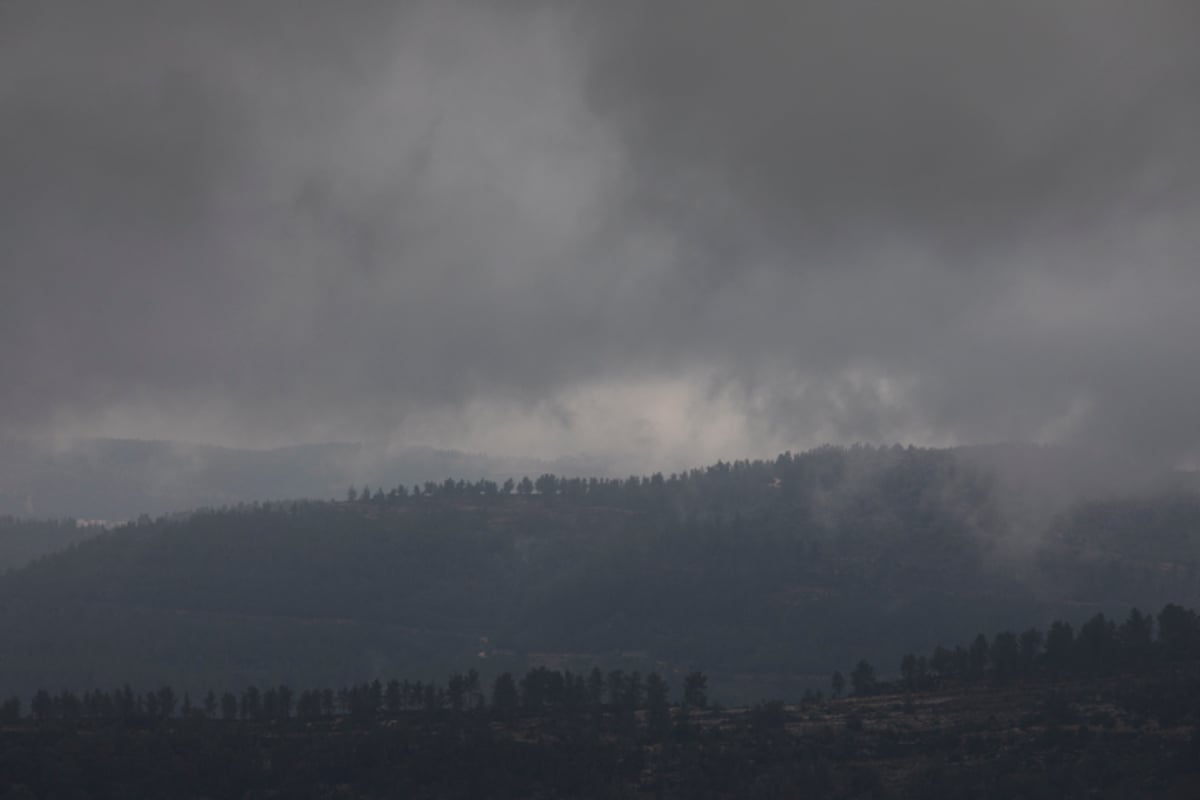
[{"left": 3, "top": 0, "right": 1199, "bottom": 472}]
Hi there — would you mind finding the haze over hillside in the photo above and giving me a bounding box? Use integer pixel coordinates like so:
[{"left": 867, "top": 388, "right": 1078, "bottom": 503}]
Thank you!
[
  {"left": 5, "top": 3, "right": 1200, "bottom": 797},
  {"left": 6, "top": 7, "right": 1200, "bottom": 796},
  {"left": 0, "top": 437, "right": 616, "bottom": 521},
  {"left": 3, "top": 434, "right": 1194, "bottom": 525}
]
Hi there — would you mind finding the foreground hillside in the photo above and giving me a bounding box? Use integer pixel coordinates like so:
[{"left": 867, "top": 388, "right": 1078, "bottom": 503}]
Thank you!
[
  {"left": 3, "top": 603, "right": 1199, "bottom": 799},
  {"left": 6, "top": 678, "right": 1198, "bottom": 799},
  {"left": 1, "top": 446, "right": 1198, "bottom": 699}
]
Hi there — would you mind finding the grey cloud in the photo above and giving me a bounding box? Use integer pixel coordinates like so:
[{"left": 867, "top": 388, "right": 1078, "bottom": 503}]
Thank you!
[
  {"left": 2, "top": 1, "right": 1199, "bottom": 469},
  {"left": 585, "top": 1, "right": 1200, "bottom": 254},
  {"left": 580, "top": 0, "right": 1200, "bottom": 464}
]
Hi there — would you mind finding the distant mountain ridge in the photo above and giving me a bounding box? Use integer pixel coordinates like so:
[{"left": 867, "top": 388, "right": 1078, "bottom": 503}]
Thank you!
[
  {"left": 4, "top": 436, "right": 1195, "bottom": 524},
  {"left": 0, "top": 437, "right": 616, "bottom": 520}
]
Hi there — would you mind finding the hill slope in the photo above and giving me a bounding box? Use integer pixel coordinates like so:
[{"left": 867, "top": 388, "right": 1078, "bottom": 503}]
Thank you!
[{"left": 1, "top": 446, "right": 1197, "bottom": 700}]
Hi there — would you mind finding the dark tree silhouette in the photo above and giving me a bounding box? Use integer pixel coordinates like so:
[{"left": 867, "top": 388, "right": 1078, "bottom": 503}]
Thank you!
[
  {"left": 990, "top": 631, "right": 1019, "bottom": 682},
  {"left": 850, "top": 661, "right": 876, "bottom": 696},
  {"left": 1045, "top": 621, "right": 1075, "bottom": 669},
  {"left": 645, "top": 672, "right": 671, "bottom": 738},
  {"left": 683, "top": 671, "right": 708, "bottom": 709},
  {"left": 492, "top": 673, "right": 518, "bottom": 719}
]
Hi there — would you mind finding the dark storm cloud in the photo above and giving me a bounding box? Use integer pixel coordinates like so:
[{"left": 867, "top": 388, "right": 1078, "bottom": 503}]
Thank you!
[
  {"left": 2, "top": 1, "right": 1199, "bottom": 467},
  {"left": 1, "top": 0, "right": 633, "bottom": 442}
]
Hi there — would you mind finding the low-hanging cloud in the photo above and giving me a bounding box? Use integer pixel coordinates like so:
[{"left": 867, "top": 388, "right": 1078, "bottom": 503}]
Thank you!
[{"left": 3, "top": 0, "right": 1199, "bottom": 471}]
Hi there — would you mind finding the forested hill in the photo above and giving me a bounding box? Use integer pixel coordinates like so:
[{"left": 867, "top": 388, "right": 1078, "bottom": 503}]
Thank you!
[
  {"left": 1, "top": 445, "right": 1198, "bottom": 701},
  {"left": 0, "top": 516, "right": 97, "bottom": 572}
]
